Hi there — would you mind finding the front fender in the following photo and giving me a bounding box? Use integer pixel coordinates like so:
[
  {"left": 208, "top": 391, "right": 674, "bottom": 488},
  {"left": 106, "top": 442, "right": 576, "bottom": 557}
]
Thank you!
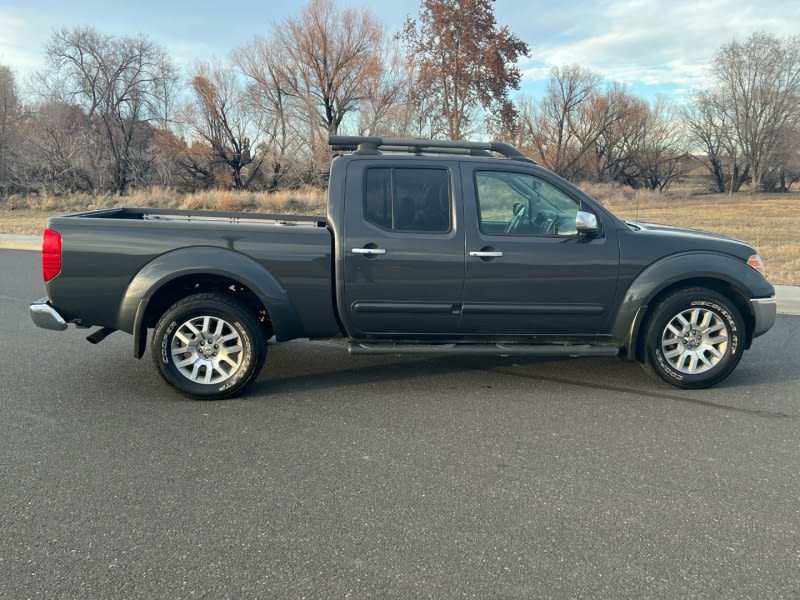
[
  {"left": 118, "top": 246, "right": 304, "bottom": 357},
  {"left": 612, "top": 252, "right": 775, "bottom": 358}
]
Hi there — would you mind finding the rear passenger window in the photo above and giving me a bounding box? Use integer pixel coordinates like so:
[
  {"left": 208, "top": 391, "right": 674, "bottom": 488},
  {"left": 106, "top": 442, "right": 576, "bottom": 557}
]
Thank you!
[{"left": 364, "top": 168, "right": 451, "bottom": 233}]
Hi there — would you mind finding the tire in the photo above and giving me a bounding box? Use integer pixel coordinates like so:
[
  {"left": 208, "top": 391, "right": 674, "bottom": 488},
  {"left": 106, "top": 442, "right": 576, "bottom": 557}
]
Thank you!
[
  {"left": 642, "top": 287, "right": 745, "bottom": 389},
  {"left": 152, "top": 292, "right": 267, "bottom": 399}
]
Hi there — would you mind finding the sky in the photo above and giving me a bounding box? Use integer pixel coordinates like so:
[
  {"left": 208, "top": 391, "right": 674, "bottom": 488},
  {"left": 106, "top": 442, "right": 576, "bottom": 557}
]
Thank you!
[{"left": 1, "top": 0, "right": 798, "bottom": 102}]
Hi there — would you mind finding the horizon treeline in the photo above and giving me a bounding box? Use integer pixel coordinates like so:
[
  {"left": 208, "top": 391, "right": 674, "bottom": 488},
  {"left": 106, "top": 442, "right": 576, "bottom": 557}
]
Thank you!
[{"left": 0, "top": 0, "right": 798, "bottom": 199}]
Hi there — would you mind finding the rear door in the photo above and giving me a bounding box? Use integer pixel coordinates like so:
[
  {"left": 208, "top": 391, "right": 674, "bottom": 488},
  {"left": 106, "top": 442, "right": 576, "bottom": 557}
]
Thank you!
[{"left": 338, "top": 160, "right": 465, "bottom": 338}]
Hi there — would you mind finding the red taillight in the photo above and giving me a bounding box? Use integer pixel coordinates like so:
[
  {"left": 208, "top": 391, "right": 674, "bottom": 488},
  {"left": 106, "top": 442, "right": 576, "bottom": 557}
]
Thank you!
[{"left": 42, "top": 228, "right": 62, "bottom": 282}]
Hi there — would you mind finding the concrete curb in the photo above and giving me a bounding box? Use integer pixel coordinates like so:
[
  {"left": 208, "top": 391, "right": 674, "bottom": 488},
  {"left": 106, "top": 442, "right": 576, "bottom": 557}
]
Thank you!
[
  {"left": 774, "top": 285, "right": 800, "bottom": 316},
  {"left": 0, "top": 234, "right": 40, "bottom": 251},
  {"left": 2, "top": 234, "right": 799, "bottom": 315}
]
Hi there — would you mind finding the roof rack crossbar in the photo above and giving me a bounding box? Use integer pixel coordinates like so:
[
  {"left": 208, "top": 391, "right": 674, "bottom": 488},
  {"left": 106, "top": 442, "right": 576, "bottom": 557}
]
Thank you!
[
  {"left": 328, "top": 135, "right": 536, "bottom": 164},
  {"left": 377, "top": 145, "right": 494, "bottom": 157}
]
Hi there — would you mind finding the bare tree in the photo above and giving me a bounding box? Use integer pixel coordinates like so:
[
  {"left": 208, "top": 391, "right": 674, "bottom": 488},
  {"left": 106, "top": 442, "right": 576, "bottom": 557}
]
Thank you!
[
  {"left": 356, "top": 37, "right": 408, "bottom": 136},
  {"left": 711, "top": 32, "right": 800, "bottom": 192},
  {"left": 589, "top": 85, "right": 646, "bottom": 184},
  {"left": 234, "top": 0, "right": 385, "bottom": 186},
  {"left": 518, "top": 65, "right": 625, "bottom": 181},
  {"left": 399, "top": 0, "right": 530, "bottom": 139},
  {"left": 235, "top": 37, "right": 311, "bottom": 190},
  {"left": 535, "top": 65, "right": 598, "bottom": 174},
  {"left": 181, "top": 62, "right": 265, "bottom": 189},
  {"left": 41, "top": 26, "right": 178, "bottom": 194},
  {"left": 629, "top": 97, "right": 687, "bottom": 191},
  {"left": 510, "top": 75, "right": 685, "bottom": 190},
  {"left": 684, "top": 89, "right": 749, "bottom": 193},
  {"left": 23, "top": 101, "right": 105, "bottom": 194},
  {"left": 0, "top": 65, "right": 20, "bottom": 195},
  {"left": 276, "top": 0, "right": 384, "bottom": 137},
  {"left": 765, "top": 122, "right": 800, "bottom": 191}
]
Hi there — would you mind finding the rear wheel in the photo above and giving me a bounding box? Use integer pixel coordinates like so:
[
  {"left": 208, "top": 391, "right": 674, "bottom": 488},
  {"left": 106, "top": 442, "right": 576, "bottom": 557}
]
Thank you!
[
  {"left": 152, "top": 292, "right": 266, "bottom": 399},
  {"left": 642, "top": 287, "right": 745, "bottom": 389}
]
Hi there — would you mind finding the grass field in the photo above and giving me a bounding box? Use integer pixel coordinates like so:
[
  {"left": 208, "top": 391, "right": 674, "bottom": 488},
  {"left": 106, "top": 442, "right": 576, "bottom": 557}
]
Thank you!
[
  {"left": 599, "top": 191, "right": 799, "bottom": 286},
  {"left": 2, "top": 186, "right": 797, "bottom": 285}
]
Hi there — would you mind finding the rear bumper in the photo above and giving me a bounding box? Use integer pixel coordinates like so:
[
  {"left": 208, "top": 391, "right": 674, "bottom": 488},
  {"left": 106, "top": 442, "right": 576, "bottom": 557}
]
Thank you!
[
  {"left": 30, "top": 297, "right": 68, "bottom": 331},
  {"left": 750, "top": 296, "right": 777, "bottom": 339}
]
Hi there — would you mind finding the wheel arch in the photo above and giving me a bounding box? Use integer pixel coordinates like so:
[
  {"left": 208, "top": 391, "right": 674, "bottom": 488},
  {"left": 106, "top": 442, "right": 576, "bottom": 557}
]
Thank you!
[
  {"left": 613, "top": 253, "right": 772, "bottom": 362},
  {"left": 118, "top": 247, "right": 304, "bottom": 358}
]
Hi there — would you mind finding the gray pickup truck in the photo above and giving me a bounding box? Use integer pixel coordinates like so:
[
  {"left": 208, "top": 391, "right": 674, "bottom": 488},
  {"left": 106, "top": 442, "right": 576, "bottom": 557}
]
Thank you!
[{"left": 30, "top": 136, "right": 776, "bottom": 399}]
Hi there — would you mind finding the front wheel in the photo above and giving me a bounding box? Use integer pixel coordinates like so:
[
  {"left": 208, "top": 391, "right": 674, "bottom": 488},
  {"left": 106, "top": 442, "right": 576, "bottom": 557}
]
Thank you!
[
  {"left": 642, "top": 288, "right": 745, "bottom": 389},
  {"left": 152, "top": 292, "right": 267, "bottom": 399}
]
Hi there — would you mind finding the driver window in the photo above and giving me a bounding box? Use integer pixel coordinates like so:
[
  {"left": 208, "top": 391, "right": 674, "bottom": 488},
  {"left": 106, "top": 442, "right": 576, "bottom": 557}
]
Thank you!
[{"left": 475, "top": 171, "right": 580, "bottom": 236}]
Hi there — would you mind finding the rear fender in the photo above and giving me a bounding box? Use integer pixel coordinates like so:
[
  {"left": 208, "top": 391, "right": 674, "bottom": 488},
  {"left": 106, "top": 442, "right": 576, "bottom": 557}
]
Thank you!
[{"left": 118, "top": 247, "right": 303, "bottom": 358}]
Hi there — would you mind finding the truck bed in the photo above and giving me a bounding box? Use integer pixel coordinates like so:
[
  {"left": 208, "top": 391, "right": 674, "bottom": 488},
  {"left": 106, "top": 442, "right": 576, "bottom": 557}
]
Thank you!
[{"left": 44, "top": 207, "right": 339, "bottom": 339}]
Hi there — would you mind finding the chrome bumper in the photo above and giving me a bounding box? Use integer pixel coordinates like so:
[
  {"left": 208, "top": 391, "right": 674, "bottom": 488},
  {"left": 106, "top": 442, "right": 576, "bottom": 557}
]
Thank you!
[
  {"left": 29, "top": 298, "right": 68, "bottom": 331},
  {"left": 750, "top": 296, "right": 777, "bottom": 338}
]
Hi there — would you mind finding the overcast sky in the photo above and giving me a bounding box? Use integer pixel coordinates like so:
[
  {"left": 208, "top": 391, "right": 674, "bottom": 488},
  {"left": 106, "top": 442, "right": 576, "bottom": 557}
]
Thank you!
[{"left": 1, "top": 0, "right": 798, "bottom": 101}]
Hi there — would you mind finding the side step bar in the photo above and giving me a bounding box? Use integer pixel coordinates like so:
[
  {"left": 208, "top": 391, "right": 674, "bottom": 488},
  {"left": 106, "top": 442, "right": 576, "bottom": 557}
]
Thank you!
[{"left": 348, "top": 342, "right": 620, "bottom": 357}]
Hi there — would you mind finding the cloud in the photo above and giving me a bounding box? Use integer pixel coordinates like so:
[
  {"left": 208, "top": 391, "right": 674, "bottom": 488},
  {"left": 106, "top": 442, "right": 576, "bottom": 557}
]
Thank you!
[
  {"left": 513, "top": 0, "right": 800, "bottom": 96},
  {"left": 0, "top": 11, "right": 47, "bottom": 82}
]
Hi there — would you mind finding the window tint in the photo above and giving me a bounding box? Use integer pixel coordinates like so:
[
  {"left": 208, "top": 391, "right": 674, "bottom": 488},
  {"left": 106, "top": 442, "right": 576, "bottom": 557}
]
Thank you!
[
  {"left": 364, "top": 168, "right": 451, "bottom": 233},
  {"left": 365, "top": 169, "right": 392, "bottom": 229},
  {"left": 475, "top": 171, "right": 580, "bottom": 236}
]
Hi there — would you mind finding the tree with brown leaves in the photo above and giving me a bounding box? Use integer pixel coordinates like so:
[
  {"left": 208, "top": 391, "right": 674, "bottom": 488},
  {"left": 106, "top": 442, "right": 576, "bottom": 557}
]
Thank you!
[
  {"left": 182, "top": 63, "right": 265, "bottom": 189},
  {"left": 399, "top": 0, "right": 530, "bottom": 139}
]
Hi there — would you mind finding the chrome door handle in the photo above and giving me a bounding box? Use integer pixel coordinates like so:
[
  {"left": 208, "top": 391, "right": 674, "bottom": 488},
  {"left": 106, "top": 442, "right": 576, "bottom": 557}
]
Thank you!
[
  {"left": 469, "top": 251, "right": 503, "bottom": 258},
  {"left": 352, "top": 247, "right": 386, "bottom": 256}
]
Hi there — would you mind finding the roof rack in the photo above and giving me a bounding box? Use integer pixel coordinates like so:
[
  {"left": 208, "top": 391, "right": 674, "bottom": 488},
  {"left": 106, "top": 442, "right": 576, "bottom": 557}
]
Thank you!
[{"left": 328, "top": 135, "right": 536, "bottom": 164}]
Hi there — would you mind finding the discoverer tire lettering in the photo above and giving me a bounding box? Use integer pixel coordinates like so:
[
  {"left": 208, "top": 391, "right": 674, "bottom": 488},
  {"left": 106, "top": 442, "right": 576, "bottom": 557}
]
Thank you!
[{"left": 642, "top": 287, "right": 744, "bottom": 389}]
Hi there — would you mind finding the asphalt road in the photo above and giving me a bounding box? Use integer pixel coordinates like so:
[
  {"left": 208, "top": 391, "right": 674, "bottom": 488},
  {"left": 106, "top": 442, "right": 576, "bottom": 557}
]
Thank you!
[{"left": 2, "top": 248, "right": 799, "bottom": 599}]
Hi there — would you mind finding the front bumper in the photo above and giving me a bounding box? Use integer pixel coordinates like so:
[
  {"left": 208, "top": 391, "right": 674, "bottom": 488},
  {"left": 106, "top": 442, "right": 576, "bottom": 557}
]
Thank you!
[
  {"left": 30, "top": 297, "right": 68, "bottom": 331},
  {"left": 750, "top": 296, "right": 777, "bottom": 339}
]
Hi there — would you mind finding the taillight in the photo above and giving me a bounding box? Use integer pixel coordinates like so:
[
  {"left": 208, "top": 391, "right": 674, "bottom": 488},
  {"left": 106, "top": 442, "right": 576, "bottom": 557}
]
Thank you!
[
  {"left": 42, "top": 228, "right": 62, "bottom": 282},
  {"left": 747, "top": 254, "right": 766, "bottom": 277}
]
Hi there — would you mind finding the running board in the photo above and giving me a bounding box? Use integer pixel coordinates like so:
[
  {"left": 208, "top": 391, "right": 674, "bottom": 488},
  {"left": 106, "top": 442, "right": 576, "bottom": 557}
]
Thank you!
[{"left": 348, "top": 342, "right": 620, "bottom": 357}]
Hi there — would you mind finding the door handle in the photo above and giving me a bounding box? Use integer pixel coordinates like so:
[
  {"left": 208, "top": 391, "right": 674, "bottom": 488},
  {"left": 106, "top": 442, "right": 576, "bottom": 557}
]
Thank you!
[
  {"left": 469, "top": 250, "right": 503, "bottom": 258},
  {"left": 352, "top": 247, "right": 386, "bottom": 256}
]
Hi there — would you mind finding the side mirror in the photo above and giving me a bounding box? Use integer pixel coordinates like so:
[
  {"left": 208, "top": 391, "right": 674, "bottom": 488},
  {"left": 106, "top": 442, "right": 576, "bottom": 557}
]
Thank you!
[{"left": 575, "top": 210, "right": 599, "bottom": 234}]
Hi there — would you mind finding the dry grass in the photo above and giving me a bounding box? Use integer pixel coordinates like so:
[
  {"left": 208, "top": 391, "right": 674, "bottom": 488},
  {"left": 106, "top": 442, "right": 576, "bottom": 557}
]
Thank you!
[
  {"left": 2, "top": 184, "right": 797, "bottom": 285},
  {"left": 1, "top": 186, "right": 327, "bottom": 214},
  {"left": 0, "top": 187, "right": 327, "bottom": 239}
]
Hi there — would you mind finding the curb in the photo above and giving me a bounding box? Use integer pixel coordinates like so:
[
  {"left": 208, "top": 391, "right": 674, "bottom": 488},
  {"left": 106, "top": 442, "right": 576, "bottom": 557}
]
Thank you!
[
  {"left": 2, "top": 234, "right": 799, "bottom": 315},
  {"left": 0, "top": 234, "right": 40, "bottom": 251},
  {"left": 774, "top": 286, "right": 800, "bottom": 316}
]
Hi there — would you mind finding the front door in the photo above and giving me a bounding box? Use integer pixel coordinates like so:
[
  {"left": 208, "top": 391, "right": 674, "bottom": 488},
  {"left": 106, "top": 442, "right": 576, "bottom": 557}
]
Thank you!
[
  {"left": 339, "top": 161, "right": 465, "bottom": 338},
  {"left": 461, "top": 167, "right": 620, "bottom": 338}
]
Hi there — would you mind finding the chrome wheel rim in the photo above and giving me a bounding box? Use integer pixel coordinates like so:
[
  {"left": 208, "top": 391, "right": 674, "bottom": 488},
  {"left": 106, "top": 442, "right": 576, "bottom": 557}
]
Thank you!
[
  {"left": 171, "top": 315, "right": 244, "bottom": 384},
  {"left": 660, "top": 307, "right": 729, "bottom": 374}
]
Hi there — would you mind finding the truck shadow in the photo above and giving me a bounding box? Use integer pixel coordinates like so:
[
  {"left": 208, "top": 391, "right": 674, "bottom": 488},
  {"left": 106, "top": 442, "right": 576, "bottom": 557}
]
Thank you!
[
  {"left": 257, "top": 352, "right": 562, "bottom": 394},
  {"left": 250, "top": 341, "right": 799, "bottom": 420}
]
